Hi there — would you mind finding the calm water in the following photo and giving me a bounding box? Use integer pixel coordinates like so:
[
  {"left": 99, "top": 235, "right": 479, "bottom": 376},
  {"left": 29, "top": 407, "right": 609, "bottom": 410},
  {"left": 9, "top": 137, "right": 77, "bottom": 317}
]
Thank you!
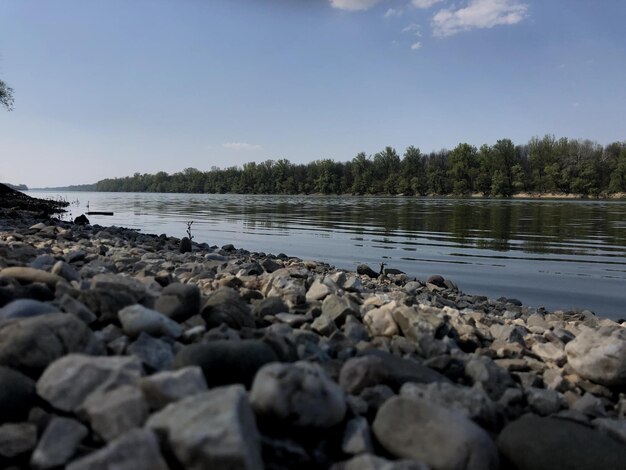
[{"left": 27, "top": 191, "right": 626, "bottom": 320}]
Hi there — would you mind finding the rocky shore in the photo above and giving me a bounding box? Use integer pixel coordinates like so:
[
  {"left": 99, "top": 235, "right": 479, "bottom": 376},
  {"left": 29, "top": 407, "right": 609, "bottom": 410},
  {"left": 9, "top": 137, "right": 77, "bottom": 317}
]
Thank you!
[{"left": 0, "top": 202, "right": 625, "bottom": 469}]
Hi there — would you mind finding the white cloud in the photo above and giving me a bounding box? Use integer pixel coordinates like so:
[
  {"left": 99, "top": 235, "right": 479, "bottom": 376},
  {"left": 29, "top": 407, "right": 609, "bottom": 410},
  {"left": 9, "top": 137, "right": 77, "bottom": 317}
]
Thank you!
[
  {"left": 222, "top": 142, "right": 262, "bottom": 151},
  {"left": 412, "top": 0, "right": 445, "bottom": 8},
  {"left": 329, "top": 0, "right": 383, "bottom": 11},
  {"left": 401, "top": 23, "right": 422, "bottom": 35},
  {"left": 410, "top": 42, "right": 423, "bottom": 50},
  {"left": 432, "top": 0, "right": 529, "bottom": 37},
  {"left": 384, "top": 8, "right": 403, "bottom": 19}
]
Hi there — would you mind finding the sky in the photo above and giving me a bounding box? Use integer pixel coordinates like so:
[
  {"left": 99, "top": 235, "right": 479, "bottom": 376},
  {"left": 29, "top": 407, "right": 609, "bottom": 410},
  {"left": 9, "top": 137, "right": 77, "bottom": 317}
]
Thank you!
[{"left": 0, "top": 0, "right": 625, "bottom": 187}]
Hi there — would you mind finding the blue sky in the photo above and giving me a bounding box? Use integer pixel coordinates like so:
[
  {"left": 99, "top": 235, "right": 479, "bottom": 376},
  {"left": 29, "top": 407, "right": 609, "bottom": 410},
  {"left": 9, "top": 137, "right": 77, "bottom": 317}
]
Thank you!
[{"left": 1, "top": 0, "right": 625, "bottom": 187}]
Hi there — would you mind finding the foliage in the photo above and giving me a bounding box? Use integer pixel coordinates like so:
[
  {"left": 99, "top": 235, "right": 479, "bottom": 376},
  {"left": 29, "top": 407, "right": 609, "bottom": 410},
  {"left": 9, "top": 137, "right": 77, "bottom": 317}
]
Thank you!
[
  {"left": 93, "top": 136, "right": 626, "bottom": 197},
  {"left": 0, "top": 79, "right": 14, "bottom": 111}
]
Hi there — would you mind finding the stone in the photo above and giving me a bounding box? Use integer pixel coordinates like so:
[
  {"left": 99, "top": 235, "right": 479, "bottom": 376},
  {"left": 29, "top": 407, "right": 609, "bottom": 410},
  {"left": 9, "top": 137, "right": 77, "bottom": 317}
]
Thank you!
[
  {"left": 0, "top": 313, "right": 102, "bottom": 377},
  {"left": 51, "top": 260, "right": 81, "bottom": 282},
  {"left": 306, "top": 279, "right": 332, "bottom": 301},
  {"left": 138, "top": 366, "right": 207, "bottom": 410},
  {"left": 572, "top": 392, "right": 607, "bottom": 418},
  {"left": 179, "top": 236, "right": 192, "bottom": 253},
  {"left": 36, "top": 354, "right": 143, "bottom": 412},
  {"left": 253, "top": 296, "right": 288, "bottom": 317},
  {"left": 66, "top": 428, "right": 168, "bottom": 470},
  {"left": 0, "top": 299, "right": 58, "bottom": 321},
  {"left": 322, "top": 294, "right": 359, "bottom": 325},
  {"left": 0, "top": 267, "right": 64, "bottom": 287},
  {"left": 172, "top": 340, "right": 278, "bottom": 388},
  {"left": 497, "top": 414, "right": 626, "bottom": 470},
  {"left": 147, "top": 385, "right": 262, "bottom": 470},
  {"left": 400, "top": 381, "right": 499, "bottom": 430},
  {"left": 0, "top": 366, "right": 36, "bottom": 423},
  {"left": 118, "top": 304, "right": 183, "bottom": 338},
  {"left": 339, "top": 355, "right": 388, "bottom": 395},
  {"left": 592, "top": 418, "right": 626, "bottom": 445},
  {"left": 465, "top": 355, "right": 516, "bottom": 400},
  {"left": 30, "top": 417, "right": 88, "bottom": 468},
  {"left": 0, "top": 422, "right": 37, "bottom": 458},
  {"left": 526, "top": 387, "right": 565, "bottom": 416},
  {"left": 363, "top": 303, "right": 399, "bottom": 337},
  {"left": 201, "top": 287, "right": 255, "bottom": 329},
  {"left": 426, "top": 275, "right": 446, "bottom": 288},
  {"left": 250, "top": 361, "right": 347, "bottom": 428},
  {"left": 343, "top": 315, "right": 370, "bottom": 343},
  {"left": 342, "top": 416, "right": 374, "bottom": 455},
  {"left": 80, "top": 385, "right": 149, "bottom": 442},
  {"left": 127, "top": 333, "right": 174, "bottom": 371},
  {"left": 154, "top": 282, "right": 200, "bottom": 322},
  {"left": 531, "top": 341, "right": 566, "bottom": 366},
  {"left": 373, "top": 396, "right": 498, "bottom": 470},
  {"left": 58, "top": 294, "right": 97, "bottom": 324},
  {"left": 364, "top": 350, "right": 449, "bottom": 391},
  {"left": 311, "top": 313, "right": 338, "bottom": 336},
  {"left": 79, "top": 289, "right": 136, "bottom": 324},
  {"left": 336, "top": 454, "right": 430, "bottom": 470},
  {"left": 73, "top": 214, "right": 89, "bottom": 225},
  {"left": 357, "top": 264, "right": 378, "bottom": 278},
  {"left": 565, "top": 326, "right": 626, "bottom": 386}
]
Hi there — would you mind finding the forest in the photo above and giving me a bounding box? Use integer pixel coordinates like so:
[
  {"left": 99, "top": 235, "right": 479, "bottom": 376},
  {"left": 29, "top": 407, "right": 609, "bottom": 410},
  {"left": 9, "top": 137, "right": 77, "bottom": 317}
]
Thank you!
[{"left": 94, "top": 136, "right": 626, "bottom": 197}]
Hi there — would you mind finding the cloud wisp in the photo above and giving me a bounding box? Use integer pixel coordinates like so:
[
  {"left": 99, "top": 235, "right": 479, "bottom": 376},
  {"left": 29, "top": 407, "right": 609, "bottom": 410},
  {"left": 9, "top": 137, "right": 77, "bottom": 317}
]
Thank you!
[
  {"left": 411, "top": 0, "right": 445, "bottom": 8},
  {"left": 432, "top": 0, "right": 529, "bottom": 37},
  {"left": 329, "top": 0, "right": 383, "bottom": 11},
  {"left": 222, "top": 142, "right": 262, "bottom": 151}
]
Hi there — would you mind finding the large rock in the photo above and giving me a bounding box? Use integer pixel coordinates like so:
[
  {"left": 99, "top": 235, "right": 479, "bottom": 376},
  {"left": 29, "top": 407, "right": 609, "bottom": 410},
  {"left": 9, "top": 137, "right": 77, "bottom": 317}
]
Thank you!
[
  {"left": 147, "top": 385, "right": 262, "bottom": 470},
  {"left": 200, "top": 287, "right": 255, "bottom": 329},
  {"left": 154, "top": 282, "right": 200, "bottom": 321},
  {"left": 0, "top": 299, "right": 58, "bottom": 321},
  {"left": 36, "top": 354, "right": 143, "bottom": 412},
  {"left": 0, "top": 267, "right": 64, "bottom": 287},
  {"left": 0, "top": 366, "right": 36, "bottom": 423},
  {"left": 321, "top": 294, "right": 360, "bottom": 325},
  {"left": 250, "top": 361, "right": 346, "bottom": 428},
  {"left": 127, "top": 332, "right": 174, "bottom": 371},
  {"left": 138, "top": 366, "right": 208, "bottom": 410},
  {"left": 363, "top": 303, "right": 399, "bottom": 337},
  {"left": 0, "top": 313, "right": 102, "bottom": 377},
  {"left": 118, "top": 304, "right": 183, "bottom": 338},
  {"left": 497, "top": 414, "right": 626, "bottom": 470},
  {"left": 66, "top": 428, "right": 168, "bottom": 470},
  {"left": 373, "top": 396, "right": 499, "bottom": 470},
  {"left": 0, "top": 422, "right": 37, "bottom": 459},
  {"left": 565, "top": 326, "right": 626, "bottom": 386},
  {"left": 30, "top": 417, "right": 88, "bottom": 468},
  {"left": 172, "top": 340, "right": 279, "bottom": 388},
  {"left": 78, "top": 289, "right": 136, "bottom": 324},
  {"left": 90, "top": 273, "right": 147, "bottom": 303}
]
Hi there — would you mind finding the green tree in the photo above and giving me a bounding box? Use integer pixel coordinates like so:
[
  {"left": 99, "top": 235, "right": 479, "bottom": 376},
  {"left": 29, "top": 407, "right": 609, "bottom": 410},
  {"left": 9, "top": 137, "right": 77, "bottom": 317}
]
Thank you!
[
  {"left": 448, "top": 143, "right": 478, "bottom": 195},
  {"left": 0, "top": 79, "right": 13, "bottom": 110}
]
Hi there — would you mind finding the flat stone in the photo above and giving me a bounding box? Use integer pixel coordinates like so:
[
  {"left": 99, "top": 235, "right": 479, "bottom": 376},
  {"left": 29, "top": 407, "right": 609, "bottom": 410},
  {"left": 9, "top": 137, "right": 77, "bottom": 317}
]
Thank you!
[
  {"left": 565, "top": 326, "right": 626, "bottom": 386},
  {"left": 30, "top": 417, "right": 88, "bottom": 468},
  {"left": 0, "top": 267, "right": 64, "bottom": 287},
  {"left": 0, "top": 313, "right": 102, "bottom": 378},
  {"left": 497, "top": 414, "right": 626, "bottom": 470},
  {"left": 147, "top": 385, "right": 262, "bottom": 470},
  {"left": 138, "top": 366, "right": 207, "bottom": 410},
  {"left": 36, "top": 354, "right": 143, "bottom": 412},
  {"left": 0, "top": 422, "right": 37, "bottom": 458},
  {"left": 154, "top": 282, "right": 200, "bottom": 322},
  {"left": 66, "top": 428, "right": 168, "bottom": 470},
  {"left": 250, "top": 361, "right": 347, "bottom": 428},
  {"left": 0, "top": 299, "right": 58, "bottom": 321},
  {"left": 118, "top": 304, "right": 183, "bottom": 338},
  {"left": 306, "top": 279, "right": 332, "bottom": 301},
  {"left": 0, "top": 366, "right": 36, "bottom": 423},
  {"left": 90, "top": 273, "right": 147, "bottom": 303},
  {"left": 373, "top": 396, "right": 499, "bottom": 470}
]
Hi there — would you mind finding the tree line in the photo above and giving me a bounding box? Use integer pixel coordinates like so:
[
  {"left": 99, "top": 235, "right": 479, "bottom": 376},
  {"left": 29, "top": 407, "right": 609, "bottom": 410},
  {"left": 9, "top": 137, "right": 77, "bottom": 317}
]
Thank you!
[{"left": 94, "top": 136, "right": 626, "bottom": 197}]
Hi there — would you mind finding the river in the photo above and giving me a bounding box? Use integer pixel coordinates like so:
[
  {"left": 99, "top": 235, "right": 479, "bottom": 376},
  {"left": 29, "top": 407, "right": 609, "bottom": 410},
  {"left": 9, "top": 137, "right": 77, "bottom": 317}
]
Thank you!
[{"left": 26, "top": 191, "right": 626, "bottom": 320}]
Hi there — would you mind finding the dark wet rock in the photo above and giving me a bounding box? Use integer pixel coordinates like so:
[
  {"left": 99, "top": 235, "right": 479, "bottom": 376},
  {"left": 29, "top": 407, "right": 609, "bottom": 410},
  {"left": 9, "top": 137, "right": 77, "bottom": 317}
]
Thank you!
[
  {"left": 357, "top": 264, "right": 378, "bottom": 278},
  {"left": 426, "top": 275, "right": 446, "bottom": 288},
  {"left": 201, "top": 286, "right": 255, "bottom": 329},
  {"left": 0, "top": 367, "right": 36, "bottom": 423},
  {"left": 58, "top": 294, "right": 97, "bottom": 324},
  {"left": 0, "top": 299, "right": 58, "bottom": 321},
  {"left": 250, "top": 361, "right": 347, "bottom": 428},
  {"left": 73, "top": 214, "right": 89, "bottom": 225},
  {"left": 179, "top": 236, "right": 192, "bottom": 253},
  {"left": 0, "top": 313, "right": 102, "bottom": 378},
  {"left": 497, "top": 414, "right": 626, "bottom": 470},
  {"left": 154, "top": 282, "right": 200, "bottom": 322},
  {"left": 373, "top": 396, "right": 499, "bottom": 470},
  {"left": 147, "top": 385, "right": 262, "bottom": 470},
  {"left": 261, "top": 258, "right": 281, "bottom": 273},
  {"left": 66, "top": 428, "right": 168, "bottom": 470},
  {"left": 30, "top": 417, "right": 88, "bottom": 469},
  {"left": 78, "top": 289, "right": 136, "bottom": 324},
  {"left": 172, "top": 340, "right": 279, "bottom": 388},
  {"left": 127, "top": 332, "right": 174, "bottom": 372}
]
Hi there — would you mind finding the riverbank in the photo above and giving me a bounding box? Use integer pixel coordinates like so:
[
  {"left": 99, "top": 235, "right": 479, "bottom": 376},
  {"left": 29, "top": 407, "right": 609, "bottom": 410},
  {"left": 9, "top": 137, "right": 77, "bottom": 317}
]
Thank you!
[{"left": 0, "top": 207, "right": 625, "bottom": 469}]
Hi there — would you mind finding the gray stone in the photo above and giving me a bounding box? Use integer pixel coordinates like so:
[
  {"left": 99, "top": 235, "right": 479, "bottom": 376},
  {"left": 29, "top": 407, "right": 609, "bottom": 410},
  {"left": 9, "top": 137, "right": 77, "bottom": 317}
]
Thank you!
[
  {"left": 118, "top": 304, "right": 183, "bottom": 338},
  {"left": 66, "top": 428, "right": 168, "bottom": 470},
  {"left": 322, "top": 294, "right": 359, "bottom": 325},
  {"left": 0, "top": 313, "right": 102, "bottom": 377},
  {"left": 306, "top": 279, "right": 332, "bottom": 301},
  {"left": 78, "top": 289, "right": 136, "bottom": 324},
  {"left": 30, "top": 417, "right": 88, "bottom": 468},
  {"left": 58, "top": 294, "right": 97, "bottom": 324},
  {"left": 138, "top": 366, "right": 207, "bottom": 410},
  {"left": 526, "top": 387, "right": 565, "bottom": 416},
  {"left": 80, "top": 385, "right": 149, "bottom": 442},
  {"left": 335, "top": 454, "right": 430, "bottom": 470},
  {"left": 253, "top": 296, "right": 288, "bottom": 317},
  {"left": 0, "top": 267, "right": 63, "bottom": 287},
  {"left": 0, "top": 299, "right": 58, "bottom": 321},
  {"left": 592, "top": 418, "right": 626, "bottom": 445},
  {"left": 565, "top": 326, "right": 626, "bottom": 386},
  {"left": 0, "top": 422, "right": 37, "bottom": 458},
  {"left": 339, "top": 355, "right": 388, "bottom": 395},
  {"left": 51, "top": 260, "right": 81, "bottom": 282},
  {"left": 127, "top": 333, "right": 174, "bottom": 371},
  {"left": 91, "top": 273, "right": 147, "bottom": 303},
  {"left": 147, "top": 385, "right": 262, "bottom": 470},
  {"left": 201, "top": 287, "right": 255, "bottom": 329},
  {"left": 36, "top": 354, "right": 143, "bottom": 412},
  {"left": 497, "top": 414, "right": 626, "bottom": 470},
  {"left": 465, "top": 355, "right": 516, "bottom": 400},
  {"left": 154, "top": 282, "right": 200, "bottom": 322},
  {"left": 311, "top": 313, "right": 338, "bottom": 336},
  {"left": 573, "top": 392, "right": 607, "bottom": 418},
  {"left": 172, "top": 339, "right": 278, "bottom": 388},
  {"left": 531, "top": 341, "right": 566, "bottom": 366},
  {"left": 343, "top": 315, "right": 370, "bottom": 343},
  {"left": 401, "top": 381, "right": 499, "bottom": 429},
  {"left": 342, "top": 417, "right": 374, "bottom": 455},
  {"left": 373, "top": 396, "right": 498, "bottom": 470},
  {"left": 0, "top": 366, "right": 36, "bottom": 423},
  {"left": 250, "top": 361, "right": 347, "bottom": 428}
]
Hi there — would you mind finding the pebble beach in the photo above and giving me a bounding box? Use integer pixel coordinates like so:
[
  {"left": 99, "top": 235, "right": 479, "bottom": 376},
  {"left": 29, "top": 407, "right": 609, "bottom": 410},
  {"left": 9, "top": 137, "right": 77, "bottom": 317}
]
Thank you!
[{"left": 0, "top": 186, "right": 625, "bottom": 469}]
